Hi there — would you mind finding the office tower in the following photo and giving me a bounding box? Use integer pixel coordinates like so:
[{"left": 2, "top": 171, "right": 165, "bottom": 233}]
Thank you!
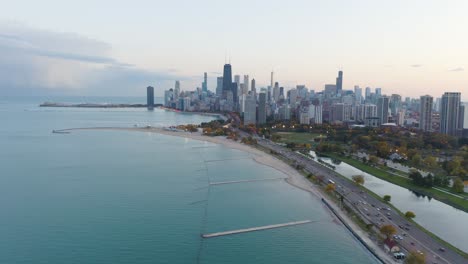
[
  {"left": 216, "top": 77, "right": 223, "bottom": 96},
  {"left": 267, "top": 86, "right": 272, "bottom": 102},
  {"left": 365, "top": 87, "right": 371, "bottom": 99},
  {"left": 324, "top": 84, "right": 337, "bottom": 95},
  {"left": 377, "top": 96, "right": 390, "bottom": 124},
  {"left": 243, "top": 94, "right": 257, "bottom": 125},
  {"left": 419, "top": 95, "right": 433, "bottom": 132},
  {"left": 222, "top": 64, "right": 233, "bottom": 98},
  {"left": 270, "top": 71, "right": 274, "bottom": 93},
  {"left": 440, "top": 92, "right": 461, "bottom": 136},
  {"left": 202, "top": 72, "right": 208, "bottom": 92},
  {"left": 390, "top": 94, "right": 402, "bottom": 116},
  {"left": 289, "top": 88, "right": 298, "bottom": 105},
  {"left": 279, "top": 104, "right": 291, "bottom": 120},
  {"left": 273, "top": 82, "right": 280, "bottom": 102},
  {"left": 309, "top": 104, "right": 323, "bottom": 124},
  {"left": 299, "top": 109, "right": 310, "bottom": 125},
  {"left": 174, "top": 81, "right": 180, "bottom": 100},
  {"left": 164, "top": 89, "right": 173, "bottom": 107},
  {"left": 356, "top": 104, "right": 377, "bottom": 122},
  {"left": 375, "top": 88, "right": 382, "bottom": 97},
  {"left": 234, "top": 75, "right": 240, "bottom": 86},
  {"left": 243, "top": 75, "right": 249, "bottom": 94},
  {"left": 354, "top": 85, "right": 362, "bottom": 105},
  {"left": 147, "top": 86, "right": 154, "bottom": 110},
  {"left": 231, "top": 82, "right": 238, "bottom": 109},
  {"left": 258, "top": 92, "right": 267, "bottom": 125},
  {"left": 279, "top": 87, "right": 284, "bottom": 97},
  {"left": 251, "top": 78, "right": 256, "bottom": 96},
  {"left": 397, "top": 110, "right": 405, "bottom": 126},
  {"left": 336, "top": 70, "right": 343, "bottom": 94}
]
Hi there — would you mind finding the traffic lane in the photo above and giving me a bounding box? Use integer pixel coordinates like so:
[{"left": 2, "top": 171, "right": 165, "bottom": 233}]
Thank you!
[{"left": 256, "top": 141, "right": 459, "bottom": 263}]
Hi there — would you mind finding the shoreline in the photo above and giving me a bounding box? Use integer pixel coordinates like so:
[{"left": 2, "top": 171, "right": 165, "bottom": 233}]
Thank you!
[{"left": 57, "top": 126, "right": 394, "bottom": 264}]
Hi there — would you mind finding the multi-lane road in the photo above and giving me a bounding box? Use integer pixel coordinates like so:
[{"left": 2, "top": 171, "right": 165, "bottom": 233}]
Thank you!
[{"left": 251, "top": 136, "right": 466, "bottom": 264}]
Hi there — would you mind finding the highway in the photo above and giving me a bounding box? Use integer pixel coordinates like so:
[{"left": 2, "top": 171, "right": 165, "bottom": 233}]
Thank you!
[{"left": 253, "top": 137, "right": 466, "bottom": 264}]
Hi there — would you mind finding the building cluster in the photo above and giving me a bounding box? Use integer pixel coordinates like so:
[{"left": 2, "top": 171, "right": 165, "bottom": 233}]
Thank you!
[{"left": 155, "top": 63, "right": 467, "bottom": 137}]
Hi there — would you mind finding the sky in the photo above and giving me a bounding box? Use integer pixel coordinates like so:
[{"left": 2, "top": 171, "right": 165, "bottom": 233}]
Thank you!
[{"left": 0, "top": 0, "right": 467, "bottom": 100}]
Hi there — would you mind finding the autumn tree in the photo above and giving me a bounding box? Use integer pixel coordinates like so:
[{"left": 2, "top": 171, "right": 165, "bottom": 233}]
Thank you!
[
  {"left": 352, "top": 175, "right": 365, "bottom": 185},
  {"left": 405, "top": 251, "right": 425, "bottom": 264},
  {"left": 405, "top": 211, "right": 416, "bottom": 219},
  {"left": 452, "top": 177, "right": 465, "bottom": 193},
  {"left": 325, "top": 183, "right": 336, "bottom": 192},
  {"left": 379, "top": 224, "right": 397, "bottom": 239},
  {"left": 383, "top": 195, "right": 391, "bottom": 203}
]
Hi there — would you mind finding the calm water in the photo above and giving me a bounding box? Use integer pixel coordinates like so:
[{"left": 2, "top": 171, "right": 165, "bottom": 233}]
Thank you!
[
  {"left": 315, "top": 153, "right": 468, "bottom": 252},
  {"left": 0, "top": 97, "right": 378, "bottom": 264}
]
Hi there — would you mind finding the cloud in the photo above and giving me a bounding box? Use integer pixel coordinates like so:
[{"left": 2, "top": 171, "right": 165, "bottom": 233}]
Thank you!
[
  {"left": 410, "top": 64, "right": 422, "bottom": 68},
  {"left": 448, "top": 67, "right": 464, "bottom": 72},
  {"left": 0, "top": 22, "right": 183, "bottom": 96}
]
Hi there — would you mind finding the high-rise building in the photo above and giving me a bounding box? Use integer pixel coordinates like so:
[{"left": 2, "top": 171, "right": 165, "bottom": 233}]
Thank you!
[
  {"left": 202, "top": 72, "right": 208, "bottom": 92},
  {"left": 147, "top": 86, "right": 154, "bottom": 110},
  {"left": 273, "top": 82, "right": 280, "bottom": 102},
  {"left": 336, "top": 70, "right": 343, "bottom": 94},
  {"left": 377, "top": 96, "right": 389, "bottom": 125},
  {"left": 174, "top": 81, "right": 180, "bottom": 100},
  {"left": 243, "top": 75, "right": 249, "bottom": 94},
  {"left": 419, "top": 95, "right": 433, "bottom": 132},
  {"left": 365, "top": 87, "right": 371, "bottom": 99},
  {"left": 390, "top": 94, "right": 402, "bottom": 116},
  {"left": 440, "top": 92, "right": 461, "bottom": 136},
  {"left": 270, "top": 71, "right": 274, "bottom": 93},
  {"left": 216, "top": 77, "right": 223, "bottom": 96},
  {"left": 258, "top": 92, "right": 267, "bottom": 125},
  {"left": 222, "top": 64, "right": 232, "bottom": 98},
  {"left": 354, "top": 85, "right": 362, "bottom": 105},
  {"left": 375, "top": 88, "right": 382, "bottom": 97},
  {"left": 243, "top": 94, "right": 256, "bottom": 125},
  {"left": 324, "top": 84, "right": 337, "bottom": 95}
]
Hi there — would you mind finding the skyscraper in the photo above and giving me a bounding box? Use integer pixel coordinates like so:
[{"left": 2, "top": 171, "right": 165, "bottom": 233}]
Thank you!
[
  {"left": 202, "top": 72, "right": 208, "bottom": 92},
  {"left": 216, "top": 77, "right": 223, "bottom": 96},
  {"left": 258, "top": 92, "right": 267, "bottom": 125},
  {"left": 336, "top": 70, "right": 343, "bottom": 94},
  {"left": 243, "top": 94, "right": 256, "bottom": 125},
  {"left": 174, "top": 81, "right": 180, "bottom": 100},
  {"left": 390, "top": 94, "right": 402, "bottom": 116},
  {"left": 243, "top": 75, "right": 249, "bottom": 94},
  {"left": 375, "top": 88, "right": 382, "bottom": 97},
  {"left": 440, "top": 92, "right": 461, "bottom": 136},
  {"left": 222, "top": 64, "right": 232, "bottom": 98},
  {"left": 354, "top": 85, "right": 362, "bottom": 105},
  {"left": 273, "top": 82, "right": 280, "bottom": 102},
  {"left": 251, "top": 78, "right": 256, "bottom": 93},
  {"left": 270, "top": 71, "right": 274, "bottom": 93},
  {"left": 377, "top": 96, "right": 389, "bottom": 125},
  {"left": 147, "top": 86, "right": 154, "bottom": 110},
  {"left": 419, "top": 95, "right": 433, "bottom": 132},
  {"left": 365, "top": 87, "right": 371, "bottom": 99}
]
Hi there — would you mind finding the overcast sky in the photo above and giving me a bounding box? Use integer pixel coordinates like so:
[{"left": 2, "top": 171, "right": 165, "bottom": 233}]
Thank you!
[{"left": 0, "top": 0, "right": 467, "bottom": 100}]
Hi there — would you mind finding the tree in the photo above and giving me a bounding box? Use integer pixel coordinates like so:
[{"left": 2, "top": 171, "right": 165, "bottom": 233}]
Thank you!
[
  {"left": 452, "top": 177, "right": 465, "bottom": 193},
  {"left": 352, "top": 175, "right": 365, "bottom": 185},
  {"left": 383, "top": 195, "right": 391, "bottom": 203},
  {"left": 369, "top": 155, "right": 379, "bottom": 164},
  {"left": 325, "top": 183, "right": 336, "bottom": 192},
  {"left": 379, "top": 224, "right": 397, "bottom": 239},
  {"left": 405, "top": 251, "right": 425, "bottom": 264},
  {"left": 405, "top": 211, "right": 416, "bottom": 219}
]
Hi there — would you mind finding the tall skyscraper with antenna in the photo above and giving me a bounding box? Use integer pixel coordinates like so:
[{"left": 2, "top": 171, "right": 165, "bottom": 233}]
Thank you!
[
  {"left": 202, "top": 72, "right": 208, "bottom": 92},
  {"left": 222, "top": 64, "right": 232, "bottom": 99},
  {"left": 336, "top": 70, "right": 343, "bottom": 94}
]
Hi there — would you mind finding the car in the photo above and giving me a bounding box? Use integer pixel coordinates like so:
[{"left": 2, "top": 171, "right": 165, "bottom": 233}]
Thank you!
[
  {"left": 410, "top": 242, "right": 415, "bottom": 246},
  {"left": 386, "top": 207, "right": 391, "bottom": 211},
  {"left": 388, "top": 217, "right": 392, "bottom": 220},
  {"left": 439, "top": 248, "right": 446, "bottom": 252},
  {"left": 387, "top": 213, "right": 391, "bottom": 216},
  {"left": 405, "top": 227, "right": 410, "bottom": 231},
  {"left": 377, "top": 208, "right": 380, "bottom": 211}
]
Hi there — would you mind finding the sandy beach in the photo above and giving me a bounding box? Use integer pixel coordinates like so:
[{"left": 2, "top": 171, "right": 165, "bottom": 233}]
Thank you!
[{"left": 59, "top": 126, "right": 395, "bottom": 263}]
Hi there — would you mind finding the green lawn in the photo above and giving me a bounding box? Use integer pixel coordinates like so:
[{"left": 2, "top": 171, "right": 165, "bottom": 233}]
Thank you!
[{"left": 273, "top": 132, "right": 324, "bottom": 144}]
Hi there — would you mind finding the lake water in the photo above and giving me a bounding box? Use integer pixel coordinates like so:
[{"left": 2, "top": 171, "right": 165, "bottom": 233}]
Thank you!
[
  {"left": 315, "top": 153, "right": 468, "bottom": 252},
  {"left": 0, "top": 97, "right": 379, "bottom": 264}
]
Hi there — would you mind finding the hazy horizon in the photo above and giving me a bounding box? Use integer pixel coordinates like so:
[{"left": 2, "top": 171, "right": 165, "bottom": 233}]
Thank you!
[{"left": 1, "top": 0, "right": 467, "bottom": 100}]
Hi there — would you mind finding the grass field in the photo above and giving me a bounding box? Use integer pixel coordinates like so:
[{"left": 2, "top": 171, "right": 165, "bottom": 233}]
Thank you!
[{"left": 273, "top": 132, "right": 324, "bottom": 144}]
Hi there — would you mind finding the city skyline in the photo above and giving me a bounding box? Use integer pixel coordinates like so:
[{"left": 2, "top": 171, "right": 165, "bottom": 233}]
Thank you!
[{"left": 1, "top": 1, "right": 467, "bottom": 100}]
